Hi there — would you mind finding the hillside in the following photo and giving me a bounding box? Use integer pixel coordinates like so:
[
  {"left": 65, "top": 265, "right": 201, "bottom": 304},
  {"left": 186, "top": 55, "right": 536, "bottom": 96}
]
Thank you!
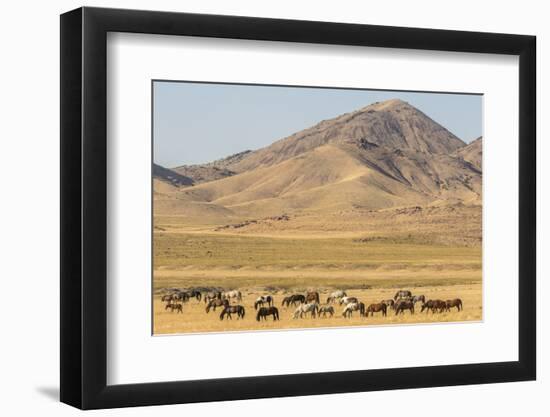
[
  {"left": 154, "top": 99, "right": 482, "bottom": 225},
  {"left": 453, "top": 136, "right": 482, "bottom": 171}
]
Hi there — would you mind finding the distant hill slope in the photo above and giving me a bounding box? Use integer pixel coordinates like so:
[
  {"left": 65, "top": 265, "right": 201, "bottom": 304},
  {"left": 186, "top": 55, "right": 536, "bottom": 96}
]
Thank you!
[
  {"left": 453, "top": 136, "right": 482, "bottom": 171},
  {"left": 152, "top": 163, "right": 194, "bottom": 187},
  {"left": 172, "top": 150, "right": 251, "bottom": 184},
  {"left": 156, "top": 99, "right": 481, "bottom": 219}
]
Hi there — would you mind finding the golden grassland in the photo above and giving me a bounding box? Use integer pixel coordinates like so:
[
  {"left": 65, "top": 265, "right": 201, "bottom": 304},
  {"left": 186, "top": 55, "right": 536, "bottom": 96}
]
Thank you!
[
  {"left": 153, "top": 218, "right": 482, "bottom": 335},
  {"left": 153, "top": 284, "right": 481, "bottom": 335}
]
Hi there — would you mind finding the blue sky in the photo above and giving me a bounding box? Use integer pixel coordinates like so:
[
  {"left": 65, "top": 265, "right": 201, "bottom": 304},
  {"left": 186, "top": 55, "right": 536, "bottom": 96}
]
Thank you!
[{"left": 153, "top": 81, "right": 482, "bottom": 168}]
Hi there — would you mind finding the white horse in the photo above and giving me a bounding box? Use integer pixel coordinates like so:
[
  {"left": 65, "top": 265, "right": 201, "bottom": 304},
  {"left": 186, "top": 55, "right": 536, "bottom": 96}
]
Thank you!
[
  {"left": 339, "top": 296, "right": 359, "bottom": 305},
  {"left": 254, "top": 295, "right": 274, "bottom": 309},
  {"left": 326, "top": 290, "right": 347, "bottom": 304},
  {"left": 318, "top": 305, "right": 335, "bottom": 317},
  {"left": 342, "top": 302, "right": 364, "bottom": 318},
  {"left": 293, "top": 302, "right": 319, "bottom": 319},
  {"left": 222, "top": 290, "right": 242, "bottom": 302}
]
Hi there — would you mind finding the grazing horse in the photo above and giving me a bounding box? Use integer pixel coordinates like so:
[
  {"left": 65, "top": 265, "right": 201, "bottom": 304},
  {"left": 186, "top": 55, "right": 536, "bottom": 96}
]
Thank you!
[
  {"left": 223, "top": 290, "right": 242, "bottom": 302},
  {"left": 161, "top": 294, "right": 175, "bottom": 303},
  {"left": 282, "top": 294, "right": 305, "bottom": 307},
  {"left": 326, "top": 290, "right": 347, "bottom": 304},
  {"left": 293, "top": 303, "right": 319, "bottom": 319},
  {"left": 256, "top": 306, "right": 279, "bottom": 321},
  {"left": 421, "top": 299, "right": 446, "bottom": 313},
  {"left": 186, "top": 288, "right": 202, "bottom": 302},
  {"left": 394, "top": 290, "right": 412, "bottom": 301},
  {"left": 254, "top": 295, "right": 274, "bottom": 310},
  {"left": 206, "top": 298, "right": 227, "bottom": 313},
  {"left": 204, "top": 291, "right": 222, "bottom": 304},
  {"left": 339, "top": 296, "right": 359, "bottom": 305},
  {"left": 306, "top": 291, "right": 320, "bottom": 304},
  {"left": 366, "top": 303, "right": 387, "bottom": 317},
  {"left": 220, "top": 305, "right": 245, "bottom": 320},
  {"left": 342, "top": 302, "right": 365, "bottom": 318},
  {"left": 411, "top": 295, "right": 425, "bottom": 305},
  {"left": 446, "top": 298, "right": 463, "bottom": 312},
  {"left": 395, "top": 300, "right": 415, "bottom": 315},
  {"left": 382, "top": 299, "right": 395, "bottom": 309},
  {"left": 173, "top": 291, "right": 190, "bottom": 303},
  {"left": 165, "top": 303, "right": 183, "bottom": 314},
  {"left": 318, "top": 305, "right": 335, "bottom": 317},
  {"left": 281, "top": 296, "right": 292, "bottom": 307}
]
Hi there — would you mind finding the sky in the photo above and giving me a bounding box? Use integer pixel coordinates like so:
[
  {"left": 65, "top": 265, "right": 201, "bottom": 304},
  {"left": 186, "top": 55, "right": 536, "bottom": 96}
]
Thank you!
[{"left": 153, "top": 81, "right": 482, "bottom": 168}]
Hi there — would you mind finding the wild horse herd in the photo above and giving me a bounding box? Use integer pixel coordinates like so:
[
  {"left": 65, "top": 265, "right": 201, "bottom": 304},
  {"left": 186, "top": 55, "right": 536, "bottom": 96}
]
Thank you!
[{"left": 160, "top": 287, "right": 463, "bottom": 324}]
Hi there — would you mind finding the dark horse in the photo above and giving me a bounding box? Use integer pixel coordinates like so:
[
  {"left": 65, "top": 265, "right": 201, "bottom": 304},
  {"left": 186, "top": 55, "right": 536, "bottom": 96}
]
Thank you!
[
  {"left": 256, "top": 306, "right": 280, "bottom": 321},
  {"left": 185, "top": 288, "right": 202, "bottom": 302},
  {"left": 366, "top": 303, "right": 387, "bottom": 317},
  {"left": 446, "top": 298, "right": 463, "bottom": 312},
  {"left": 282, "top": 294, "right": 306, "bottom": 307},
  {"left": 421, "top": 299, "right": 446, "bottom": 313},
  {"left": 206, "top": 298, "right": 227, "bottom": 313},
  {"left": 165, "top": 303, "right": 183, "bottom": 314},
  {"left": 394, "top": 290, "right": 412, "bottom": 301},
  {"left": 220, "top": 305, "right": 245, "bottom": 320},
  {"left": 395, "top": 300, "right": 415, "bottom": 315}
]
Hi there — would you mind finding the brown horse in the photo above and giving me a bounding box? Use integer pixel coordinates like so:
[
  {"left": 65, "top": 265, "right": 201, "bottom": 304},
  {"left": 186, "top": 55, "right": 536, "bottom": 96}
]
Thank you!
[
  {"left": 446, "top": 298, "right": 463, "bottom": 312},
  {"left": 395, "top": 300, "right": 414, "bottom": 315},
  {"left": 220, "top": 305, "right": 245, "bottom": 320},
  {"left": 306, "top": 291, "right": 320, "bottom": 304},
  {"left": 256, "top": 306, "right": 279, "bottom": 321},
  {"left": 421, "top": 299, "right": 446, "bottom": 313},
  {"left": 165, "top": 303, "right": 183, "bottom": 314},
  {"left": 206, "top": 298, "right": 227, "bottom": 313},
  {"left": 366, "top": 303, "right": 387, "bottom": 317},
  {"left": 161, "top": 294, "right": 176, "bottom": 303},
  {"left": 282, "top": 294, "right": 305, "bottom": 307}
]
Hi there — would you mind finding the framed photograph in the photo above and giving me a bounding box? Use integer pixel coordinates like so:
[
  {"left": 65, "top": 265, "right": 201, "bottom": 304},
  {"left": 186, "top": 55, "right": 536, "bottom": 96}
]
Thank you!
[{"left": 60, "top": 6, "right": 536, "bottom": 409}]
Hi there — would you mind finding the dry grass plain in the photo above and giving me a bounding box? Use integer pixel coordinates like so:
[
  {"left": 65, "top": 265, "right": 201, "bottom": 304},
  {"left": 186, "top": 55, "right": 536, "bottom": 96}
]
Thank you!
[
  {"left": 153, "top": 213, "right": 482, "bottom": 335},
  {"left": 154, "top": 284, "right": 481, "bottom": 335}
]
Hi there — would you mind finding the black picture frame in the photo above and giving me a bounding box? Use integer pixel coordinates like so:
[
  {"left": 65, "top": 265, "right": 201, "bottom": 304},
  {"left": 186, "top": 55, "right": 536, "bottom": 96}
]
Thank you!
[{"left": 60, "top": 6, "right": 536, "bottom": 410}]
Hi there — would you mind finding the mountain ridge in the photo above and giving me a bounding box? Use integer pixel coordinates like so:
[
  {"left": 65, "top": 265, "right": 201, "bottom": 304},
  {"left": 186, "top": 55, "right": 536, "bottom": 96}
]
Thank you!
[{"left": 153, "top": 99, "right": 481, "bottom": 219}]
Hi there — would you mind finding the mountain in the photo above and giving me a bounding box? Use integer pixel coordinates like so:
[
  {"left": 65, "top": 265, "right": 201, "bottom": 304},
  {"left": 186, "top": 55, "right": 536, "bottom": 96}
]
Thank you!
[
  {"left": 152, "top": 163, "right": 194, "bottom": 188},
  {"left": 453, "top": 136, "right": 482, "bottom": 172},
  {"left": 172, "top": 150, "right": 251, "bottom": 184},
  {"left": 156, "top": 99, "right": 482, "bottom": 220},
  {"left": 222, "top": 99, "right": 466, "bottom": 173}
]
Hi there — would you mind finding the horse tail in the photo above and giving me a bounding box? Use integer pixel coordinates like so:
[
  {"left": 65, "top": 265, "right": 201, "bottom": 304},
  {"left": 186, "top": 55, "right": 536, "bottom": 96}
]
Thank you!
[
  {"left": 241, "top": 306, "right": 245, "bottom": 319},
  {"left": 197, "top": 292, "right": 202, "bottom": 302},
  {"left": 256, "top": 310, "right": 261, "bottom": 321},
  {"left": 274, "top": 307, "right": 279, "bottom": 320}
]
